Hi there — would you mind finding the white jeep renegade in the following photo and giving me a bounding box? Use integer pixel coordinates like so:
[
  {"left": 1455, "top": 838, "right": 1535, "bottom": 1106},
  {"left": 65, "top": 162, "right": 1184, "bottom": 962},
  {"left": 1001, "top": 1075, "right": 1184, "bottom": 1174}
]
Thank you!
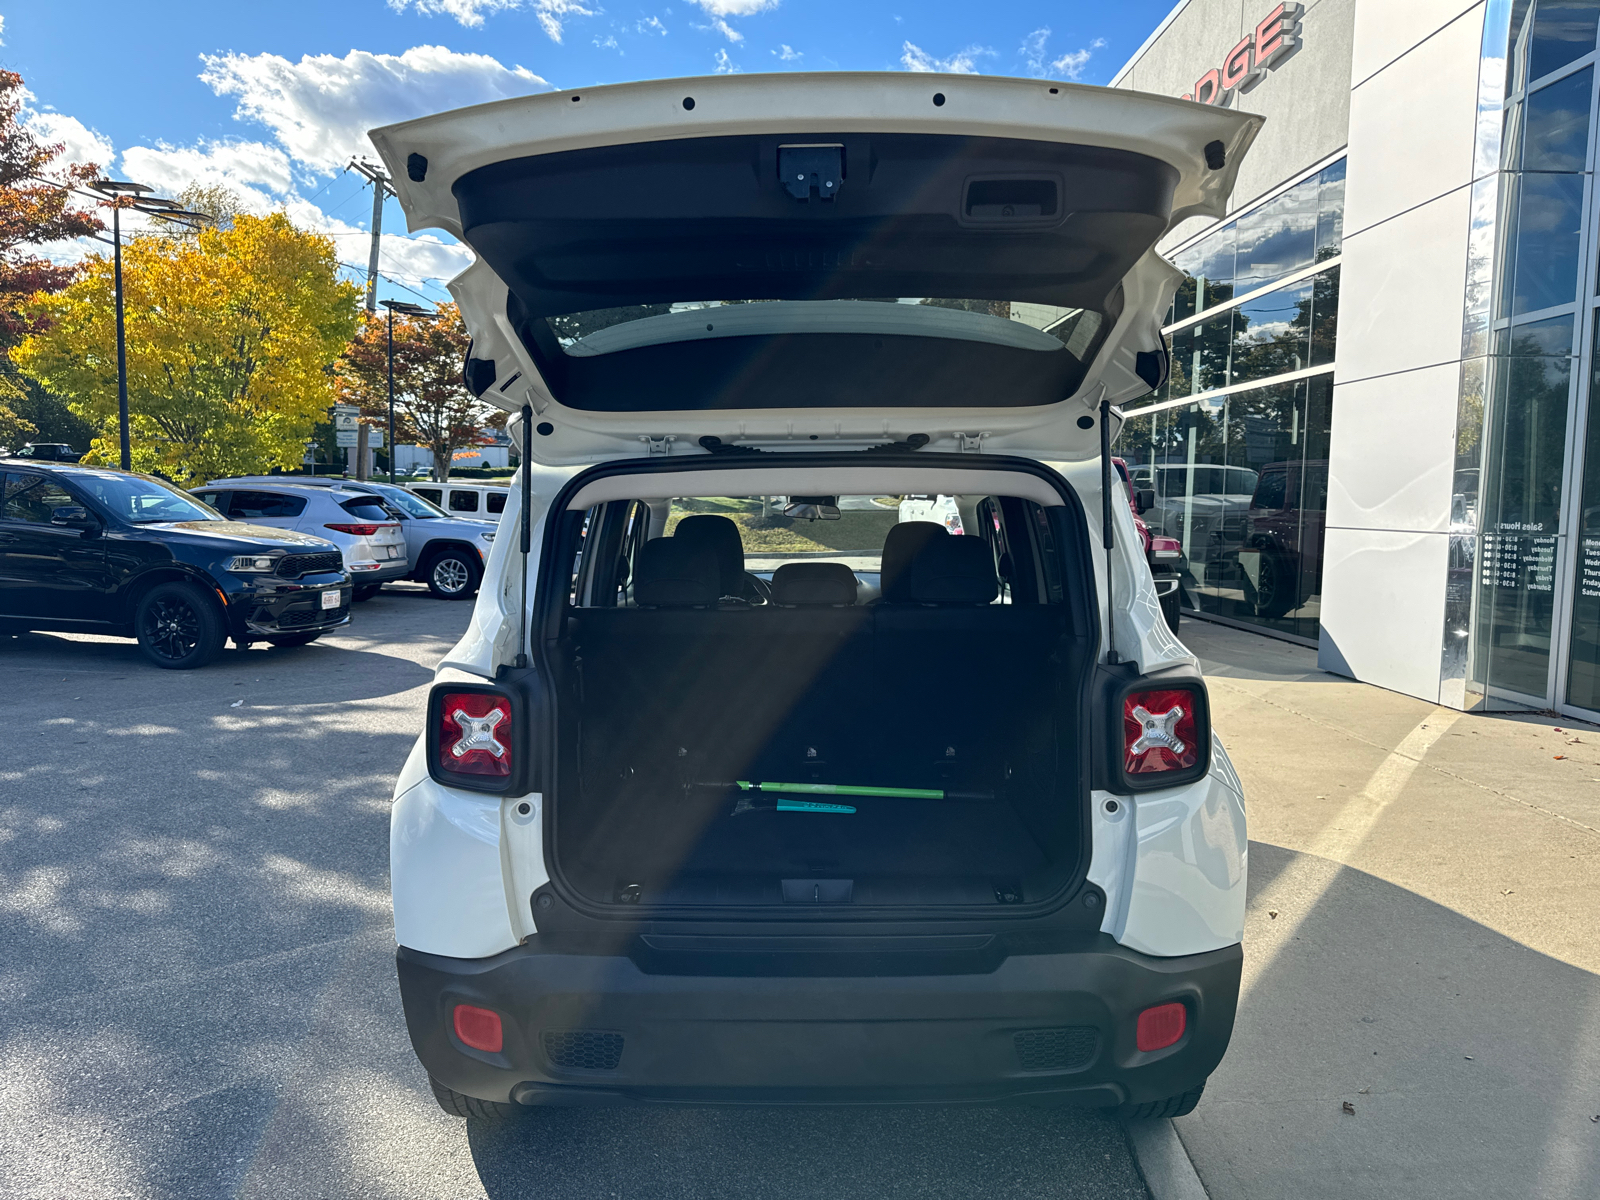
[{"left": 377, "top": 72, "right": 1255, "bottom": 1120}]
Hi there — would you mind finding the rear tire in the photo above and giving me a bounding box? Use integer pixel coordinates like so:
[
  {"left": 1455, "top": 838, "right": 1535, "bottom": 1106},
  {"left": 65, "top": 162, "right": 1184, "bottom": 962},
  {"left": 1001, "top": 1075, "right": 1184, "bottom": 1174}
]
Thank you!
[
  {"left": 426, "top": 549, "right": 482, "bottom": 599},
  {"left": 266, "top": 632, "right": 322, "bottom": 648},
  {"left": 1118, "top": 1082, "right": 1205, "bottom": 1120},
  {"left": 429, "top": 1076, "right": 524, "bottom": 1122},
  {"left": 353, "top": 583, "right": 382, "bottom": 602},
  {"left": 135, "top": 581, "right": 226, "bottom": 670}
]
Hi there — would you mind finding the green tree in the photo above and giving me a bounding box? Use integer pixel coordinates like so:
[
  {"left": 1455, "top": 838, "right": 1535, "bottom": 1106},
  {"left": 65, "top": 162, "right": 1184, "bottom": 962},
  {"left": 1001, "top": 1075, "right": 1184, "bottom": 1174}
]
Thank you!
[{"left": 12, "top": 212, "right": 361, "bottom": 483}]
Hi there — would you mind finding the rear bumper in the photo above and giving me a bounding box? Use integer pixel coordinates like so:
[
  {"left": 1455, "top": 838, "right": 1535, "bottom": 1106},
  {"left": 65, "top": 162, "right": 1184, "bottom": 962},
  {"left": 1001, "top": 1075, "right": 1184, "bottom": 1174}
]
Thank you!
[
  {"left": 396, "top": 936, "right": 1241, "bottom": 1108},
  {"left": 349, "top": 558, "right": 410, "bottom": 582}
]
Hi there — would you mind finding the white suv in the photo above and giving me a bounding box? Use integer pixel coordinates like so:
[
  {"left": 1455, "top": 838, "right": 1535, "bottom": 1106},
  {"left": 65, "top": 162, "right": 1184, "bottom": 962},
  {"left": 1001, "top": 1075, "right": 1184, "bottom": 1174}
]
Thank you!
[
  {"left": 191, "top": 483, "right": 408, "bottom": 601},
  {"left": 377, "top": 73, "right": 1253, "bottom": 1121}
]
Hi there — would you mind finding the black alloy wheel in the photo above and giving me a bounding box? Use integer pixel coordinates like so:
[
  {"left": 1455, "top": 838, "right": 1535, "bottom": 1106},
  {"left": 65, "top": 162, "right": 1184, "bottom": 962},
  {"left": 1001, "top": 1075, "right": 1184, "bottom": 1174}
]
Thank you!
[
  {"left": 135, "top": 581, "right": 225, "bottom": 670},
  {"left": 1248, "top": 551, "right": 1296, "bottom": 619},
  {"left": 426, "top": 548, "right": 482, "bottom": 600},
  {"left": 353, "top": 583, "right": 383, "bottom": 602},
  {"left": 266, "top": 632, "right": 323, "bottom": 648}
]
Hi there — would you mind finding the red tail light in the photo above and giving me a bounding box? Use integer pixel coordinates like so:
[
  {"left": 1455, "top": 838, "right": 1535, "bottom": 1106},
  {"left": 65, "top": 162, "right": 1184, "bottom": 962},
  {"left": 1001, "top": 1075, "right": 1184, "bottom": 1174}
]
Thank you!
[
  {"left": 324, "top": 522, "right": 387, "bottom": 536},
  {"left": 453, "top": 1003, "right": 504, "bottom": 1053},
  {"left": 437, "top": 691, "right": 512, "bottom": 777},
  {"left": 1124, "top": 688, "right": 1201, "bottom": 776},
  {"left": 1136, "top": 1002, "right": 1187, "bottom": 1052}
]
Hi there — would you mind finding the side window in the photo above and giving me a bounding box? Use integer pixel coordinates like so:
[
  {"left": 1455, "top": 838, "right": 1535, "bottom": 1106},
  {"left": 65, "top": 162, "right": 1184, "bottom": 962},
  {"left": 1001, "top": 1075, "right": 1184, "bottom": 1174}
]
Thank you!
[
  {"left": 1, "top": 473, "right": 77, "bottom": 525},
  {"left": 229, "top": 490, "right": 306, "bottom": 519},
  {"left": 487, "top": 492, "right": 507, "bottom": 514},
  {"left": 1253, "top": 471, "right": 1287, "bottom": 511},
  {"left": 413, "top": 488, "right": 442, "bottom": 505},
  {"left": 193, "top": 490, "right": 226, "bottom": 510},
  {"left": 449, "top": 489, "right": 480, "bottom": 512}
]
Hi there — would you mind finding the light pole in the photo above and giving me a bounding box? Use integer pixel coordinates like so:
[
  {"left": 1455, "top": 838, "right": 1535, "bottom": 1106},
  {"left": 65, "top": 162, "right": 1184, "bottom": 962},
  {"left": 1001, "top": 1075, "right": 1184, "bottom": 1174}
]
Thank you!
[
  {"left": 379, "top": 300, "right": 437, "bottom": 484},
  {"left": 88, "top": 181, "right": 208, "bottom": 470}
]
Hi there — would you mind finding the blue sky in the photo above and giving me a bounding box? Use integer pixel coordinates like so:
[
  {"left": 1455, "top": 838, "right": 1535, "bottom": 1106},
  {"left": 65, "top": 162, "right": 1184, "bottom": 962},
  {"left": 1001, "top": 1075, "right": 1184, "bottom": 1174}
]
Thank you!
[{"left": 6, "top": 0, "right": 1176, "bottom": 306}]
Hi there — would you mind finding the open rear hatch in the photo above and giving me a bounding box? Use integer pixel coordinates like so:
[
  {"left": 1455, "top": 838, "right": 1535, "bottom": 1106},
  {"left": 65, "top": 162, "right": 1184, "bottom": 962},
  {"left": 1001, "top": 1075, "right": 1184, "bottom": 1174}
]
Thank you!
[{"left": 370, "top": 73, "right": 1260, "bottom": 465}]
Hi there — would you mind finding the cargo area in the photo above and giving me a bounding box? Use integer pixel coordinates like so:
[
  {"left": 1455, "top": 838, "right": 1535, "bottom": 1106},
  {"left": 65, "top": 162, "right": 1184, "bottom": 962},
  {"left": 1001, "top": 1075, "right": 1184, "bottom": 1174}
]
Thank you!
[{"left": 545, "top": 488, "right": 1097, "bottom": 910}]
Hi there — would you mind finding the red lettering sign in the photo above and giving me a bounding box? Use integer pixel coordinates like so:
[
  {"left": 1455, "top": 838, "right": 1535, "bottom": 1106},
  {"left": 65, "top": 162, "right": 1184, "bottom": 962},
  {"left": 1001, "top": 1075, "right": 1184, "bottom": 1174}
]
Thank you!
[{"left": 1183, "top": 2, "right": 1303, "bottom": 108}]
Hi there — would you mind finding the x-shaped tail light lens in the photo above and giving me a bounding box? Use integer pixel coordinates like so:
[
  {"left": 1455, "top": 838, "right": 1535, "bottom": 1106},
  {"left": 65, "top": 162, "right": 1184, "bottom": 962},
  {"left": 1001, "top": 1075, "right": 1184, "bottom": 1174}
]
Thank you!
[
  {"left": 438, "top": 691, "right": 512, "bottom": 777},
  {"left": 1123, "top": 689, "right": 1200, "bottom": 775}
]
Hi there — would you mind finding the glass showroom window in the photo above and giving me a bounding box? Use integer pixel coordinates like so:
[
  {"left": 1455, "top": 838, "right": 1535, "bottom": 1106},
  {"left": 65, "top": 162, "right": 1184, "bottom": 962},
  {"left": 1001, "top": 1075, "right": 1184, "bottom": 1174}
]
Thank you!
[
  {"left": 1472, "top": 0, "right": 1599, "bottom": 706},
  {"left": 1121, "top": 158, "right": 1344, "bottom": 642}
]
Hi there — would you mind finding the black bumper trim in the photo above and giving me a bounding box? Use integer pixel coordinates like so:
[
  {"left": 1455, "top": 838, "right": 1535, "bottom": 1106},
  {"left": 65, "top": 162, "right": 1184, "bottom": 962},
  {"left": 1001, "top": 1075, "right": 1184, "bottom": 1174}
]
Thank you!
[{"left": 396, "top": 935, "right": 1241, "bottom": 1108}]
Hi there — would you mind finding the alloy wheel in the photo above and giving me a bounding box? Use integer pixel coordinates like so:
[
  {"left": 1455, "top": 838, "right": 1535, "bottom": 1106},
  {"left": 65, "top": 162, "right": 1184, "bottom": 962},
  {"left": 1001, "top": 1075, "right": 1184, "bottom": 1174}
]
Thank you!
[
  {"left": 432, "top": 556, "right": 472, "bottom": 595},
  {"left": 141, "top": 596, "right": 201, "bottom": 661}
]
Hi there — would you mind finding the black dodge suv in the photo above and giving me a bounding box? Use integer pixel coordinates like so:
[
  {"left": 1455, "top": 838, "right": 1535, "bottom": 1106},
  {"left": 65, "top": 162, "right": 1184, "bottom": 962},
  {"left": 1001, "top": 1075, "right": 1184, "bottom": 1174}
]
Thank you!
[{"left": 0, "top": 459, "right": 351, "bottom": 669}]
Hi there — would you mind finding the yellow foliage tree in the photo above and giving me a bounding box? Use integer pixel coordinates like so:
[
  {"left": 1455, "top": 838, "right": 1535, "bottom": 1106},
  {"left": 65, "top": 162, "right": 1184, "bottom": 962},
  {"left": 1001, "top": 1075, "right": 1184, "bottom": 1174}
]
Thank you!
[{"left": 12, "top": 212, "right": 360, "bottom": 483}]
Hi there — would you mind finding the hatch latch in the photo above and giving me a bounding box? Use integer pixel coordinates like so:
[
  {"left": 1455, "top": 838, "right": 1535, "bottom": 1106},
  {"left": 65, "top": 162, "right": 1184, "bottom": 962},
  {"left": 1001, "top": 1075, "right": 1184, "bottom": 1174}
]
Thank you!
[
  {"left": 639, "top": 435, "right": 676, "bottom": 456},
  {"left": 778, "top": 144, "right": 844, "bottom": 202},
  {"left": 955, "top": 432, "right": 989, "bottom": 453}
]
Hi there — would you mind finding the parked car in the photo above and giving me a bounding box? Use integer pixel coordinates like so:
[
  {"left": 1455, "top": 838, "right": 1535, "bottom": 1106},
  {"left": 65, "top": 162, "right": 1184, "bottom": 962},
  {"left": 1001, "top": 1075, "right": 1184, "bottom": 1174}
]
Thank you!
[
  {"left": 9, "top": 442, "right": 81, "bottom": 462},
  {"left": 1114, "top": 458, "right": 1184, "bottom": 633},
  {"left": 210, "top": 477, "right": 496, "bottom": 599},
  {"left": 1127, "top": 464, "right": 1258, "bottom": 590},
  {"left": 0, "top": 459, "right": 349, "bottom": 667},
  {"left": 404, "top": 480, "right": 511, "bottom": 520},
  {"left": 375, "top": 73, "right": 1253, "bottom": 1122},
  {"left": 189, "top": 483, "right": 408, "bottom": 601},
  {"left": 1237, "top": 459, "right": 1327, "bottom": 620}
]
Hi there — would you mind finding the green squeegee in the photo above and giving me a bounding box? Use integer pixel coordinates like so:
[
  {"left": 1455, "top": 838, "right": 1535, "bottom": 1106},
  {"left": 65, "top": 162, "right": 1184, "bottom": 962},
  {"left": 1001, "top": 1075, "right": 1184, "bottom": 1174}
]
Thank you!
[{"left": 722, "top": 780, "right": 996, "bottom": 808}]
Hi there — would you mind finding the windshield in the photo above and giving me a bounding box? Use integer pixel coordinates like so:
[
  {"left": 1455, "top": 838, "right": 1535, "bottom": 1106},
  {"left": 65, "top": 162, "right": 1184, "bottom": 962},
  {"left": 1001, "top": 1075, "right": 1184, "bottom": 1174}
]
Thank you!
[
  {"left": 73, "top": 472, "right": 222, "bottom": 523},
  {"left": 363, "top": 482, "right": 446, "bottom": 519}
]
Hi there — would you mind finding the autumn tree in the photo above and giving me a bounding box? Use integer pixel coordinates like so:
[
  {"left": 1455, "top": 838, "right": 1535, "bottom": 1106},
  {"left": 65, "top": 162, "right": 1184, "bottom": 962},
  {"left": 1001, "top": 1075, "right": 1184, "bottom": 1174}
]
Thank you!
[
  {"left": 0, "top": 70, "right": 104, "bottom": 445},
  {"left": 337, "top": 303, "right": 499, "bottom": 482},
  {"left": 13, "top": 212, "right": 362, "bottom": 483}
]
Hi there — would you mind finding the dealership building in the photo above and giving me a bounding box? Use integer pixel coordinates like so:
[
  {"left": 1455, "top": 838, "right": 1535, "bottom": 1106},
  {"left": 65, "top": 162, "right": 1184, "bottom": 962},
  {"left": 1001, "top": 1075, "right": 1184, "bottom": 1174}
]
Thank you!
[{"left": 1108, "top": 0, "right": 1600, "bottom": 718}]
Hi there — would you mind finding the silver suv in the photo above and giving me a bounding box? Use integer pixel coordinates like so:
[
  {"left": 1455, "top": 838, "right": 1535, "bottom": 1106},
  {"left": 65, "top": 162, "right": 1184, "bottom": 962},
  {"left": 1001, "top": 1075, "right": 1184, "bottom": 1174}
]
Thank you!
[{"left": 208, "top": 477, "right": 496, "bottom": 599}]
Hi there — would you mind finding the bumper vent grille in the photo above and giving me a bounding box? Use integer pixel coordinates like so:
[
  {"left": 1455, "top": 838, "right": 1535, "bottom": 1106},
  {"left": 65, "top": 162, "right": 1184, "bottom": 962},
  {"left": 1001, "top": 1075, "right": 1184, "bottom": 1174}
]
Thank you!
[
  {"left": 277, "top": 552, "right": 344, "bottom": 578},
  {"left": 543, "top": 1030, "right": 624, "bottom": 1072},
  {"left": 1013, "top": 1027, "right": 1098, "bottom": 1072},
  {"left": 278, "top": 603, "right": 347, "bottom": 629}
]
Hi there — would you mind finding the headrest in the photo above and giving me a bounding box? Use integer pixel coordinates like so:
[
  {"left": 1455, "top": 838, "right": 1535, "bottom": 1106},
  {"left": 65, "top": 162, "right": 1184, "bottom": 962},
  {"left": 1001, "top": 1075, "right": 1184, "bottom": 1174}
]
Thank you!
[
  {"left": 673, "top": 514, "right": 745, "bottom": 597},
  {"left": 772, "top": 562, "right": 859, "bottom": 607},
  {"left": 906, "top": 535, "right": 998, "bottom": 605},
  {"left": 633, "top": 538, "right": 719, "bottom": 607},
  {"left": 879, "top": 521, "right": 948, "bottom": 603}
]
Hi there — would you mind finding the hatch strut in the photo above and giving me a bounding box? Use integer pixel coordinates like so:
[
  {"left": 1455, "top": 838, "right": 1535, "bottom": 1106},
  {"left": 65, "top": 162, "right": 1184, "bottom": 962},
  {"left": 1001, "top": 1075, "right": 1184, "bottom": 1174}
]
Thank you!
[
  {"left": 515, "top": 403, "right": 533, "bottom": 669},
  {"left": 1099, "top": 396, "right": 1119, "bottom": 666}
]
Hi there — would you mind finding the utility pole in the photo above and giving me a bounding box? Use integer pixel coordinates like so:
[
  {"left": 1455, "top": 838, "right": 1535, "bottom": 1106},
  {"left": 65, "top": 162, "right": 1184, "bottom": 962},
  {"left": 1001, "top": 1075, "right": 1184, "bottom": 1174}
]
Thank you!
[{"left": 347, "top": 159, "right": 396, "bottom": 314}]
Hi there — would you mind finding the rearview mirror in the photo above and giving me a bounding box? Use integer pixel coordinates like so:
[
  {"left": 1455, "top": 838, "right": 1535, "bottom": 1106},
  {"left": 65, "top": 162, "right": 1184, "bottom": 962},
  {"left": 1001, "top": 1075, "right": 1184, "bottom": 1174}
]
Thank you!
[
  {"left": 783, "top": 502, "right": 841, "bottom": 521},
  {"left": 1134, "top": 489, "right": 1156, "bottom": 514}
]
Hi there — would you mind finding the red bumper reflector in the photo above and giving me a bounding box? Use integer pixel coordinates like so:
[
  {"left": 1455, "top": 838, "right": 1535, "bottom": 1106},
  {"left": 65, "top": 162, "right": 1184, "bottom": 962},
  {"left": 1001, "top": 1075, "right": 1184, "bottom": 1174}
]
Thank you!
[
  {"left": 453, "top": 1004, "right": 504, "bottom": 1053},
  {"left": 1136, "top": 1002, "right": 1187, "bottom": 1052}
]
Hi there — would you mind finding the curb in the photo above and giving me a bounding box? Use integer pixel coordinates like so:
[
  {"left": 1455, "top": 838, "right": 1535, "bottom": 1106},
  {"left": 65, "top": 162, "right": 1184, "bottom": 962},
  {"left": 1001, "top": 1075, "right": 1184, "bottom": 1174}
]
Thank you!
[{"left": 1122, "top": 1117, "right": 1209, "bottom": 1200}]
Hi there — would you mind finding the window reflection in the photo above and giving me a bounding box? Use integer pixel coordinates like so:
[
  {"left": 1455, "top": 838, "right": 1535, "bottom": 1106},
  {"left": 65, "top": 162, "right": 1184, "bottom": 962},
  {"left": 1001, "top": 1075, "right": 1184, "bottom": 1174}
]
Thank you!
[
  {"left": 1119, "top": 375, "right": 1334, "bottom": 641},
  {"left": 1163, "top": 268, "right": 1340, "bottom": 400},
  {"left": 1564, "top": 308, "right": 1600, "bottom": 707},
  {"left": 1510, "top": 172, "right": 1585, "bottom": 315},
  {"left": 1521, "top": 65, "right": 1593, "bottom": 168},
  {"left": 1519, "top": 0, "right": 1600, "bottom": 87}
]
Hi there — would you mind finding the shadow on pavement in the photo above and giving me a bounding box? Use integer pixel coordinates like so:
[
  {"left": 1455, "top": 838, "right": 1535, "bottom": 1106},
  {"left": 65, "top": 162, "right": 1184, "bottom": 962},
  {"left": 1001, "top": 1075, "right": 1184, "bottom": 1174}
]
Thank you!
[
  {"left": 468, "top": 1104, "right": 1148, "bottom": 1200},
  {"left": 1180, "top": 841, "right": 1600, "bottom": 1200}
]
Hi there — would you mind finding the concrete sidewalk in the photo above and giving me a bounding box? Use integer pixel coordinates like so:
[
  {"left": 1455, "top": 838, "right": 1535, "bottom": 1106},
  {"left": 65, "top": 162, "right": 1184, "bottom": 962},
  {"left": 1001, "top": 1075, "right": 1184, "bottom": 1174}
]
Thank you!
[{"left": 1175, "top": 620, "right": 1600, "bottom": 1200}]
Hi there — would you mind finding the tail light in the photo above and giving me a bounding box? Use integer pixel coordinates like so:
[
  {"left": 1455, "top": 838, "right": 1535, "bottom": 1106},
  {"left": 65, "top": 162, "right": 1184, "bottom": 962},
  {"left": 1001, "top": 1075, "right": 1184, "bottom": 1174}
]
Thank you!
[
  {"left": 1136, "top": 1002, "right": 1187, "bottom": 1052},
  {"left": 324, "top": 522, "right": 385, "bottom": 536},
  {"left": 453, "top": 1003, "right": 504, "bottom": 1053},
  {"left": 1113, "top": 680, "right": 1209, "bottom": 791},
  {"left": 427, "top": 682, "right": 524, "bottom": 793}
]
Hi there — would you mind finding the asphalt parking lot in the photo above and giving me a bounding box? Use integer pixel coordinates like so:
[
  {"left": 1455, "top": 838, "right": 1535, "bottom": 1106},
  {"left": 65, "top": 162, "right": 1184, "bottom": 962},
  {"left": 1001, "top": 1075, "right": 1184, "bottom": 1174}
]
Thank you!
[{"left": 0, "top": 585, "right": 1154, "bottom": 1200}]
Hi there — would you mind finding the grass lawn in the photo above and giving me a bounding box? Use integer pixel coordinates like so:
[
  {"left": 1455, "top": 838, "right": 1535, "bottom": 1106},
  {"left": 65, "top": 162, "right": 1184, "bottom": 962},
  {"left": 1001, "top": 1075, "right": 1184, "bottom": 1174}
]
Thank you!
[{"left": 664, "top": 497, "right": 900, "bottom": 554}]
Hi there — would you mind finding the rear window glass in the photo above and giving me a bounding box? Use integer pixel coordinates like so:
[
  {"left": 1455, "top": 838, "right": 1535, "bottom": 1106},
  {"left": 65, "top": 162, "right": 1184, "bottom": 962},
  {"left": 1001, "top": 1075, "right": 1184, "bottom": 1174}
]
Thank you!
[
  {"left": 229, "top": 490, "right": 306, "bottom": 519},
  {"left": 449, "top": 490, "right": 480, "bottom": 512},
  {"left": 340, "top": 498, "right": 393, "bottom": 521}
]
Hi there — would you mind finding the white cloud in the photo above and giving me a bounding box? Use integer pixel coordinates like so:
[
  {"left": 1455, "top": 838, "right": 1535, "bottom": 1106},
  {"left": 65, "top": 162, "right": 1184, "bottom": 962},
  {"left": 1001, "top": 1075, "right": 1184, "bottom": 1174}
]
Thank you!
[
  {"left": 687, "top": 0, "right": 775, "bottom": 42},
  {"left": 1051, "top": 38, "right": 1106, "bottom": 80},
  {"left": 714, "top": 48, "right": 740, "bottom": 74},
  {"left": 637, "top": 15, "right": 666, "bottom": 34},
  {"left": 24, "top": 110, "right": 115, "bottom": 174},
  {"left": 900, "top": 42, "right": 993, "bottom": 74},
  {"left": 773, "top": 44, "right": 801, "bottom": 61},
  {"left": 387, "top": 0, "right": 596, "bottom": 40},
  {"left": 0, "top": 15, "right": 6, "bottom": 45},
  {"left": 594, "top": 33, "right": 621, "bottom": 51},
  {"left": 119, "top": 140, "right": 294, "bottom": 211},
  {"left": 199, "top": 45, "right": 552, "bottom": 172}
]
